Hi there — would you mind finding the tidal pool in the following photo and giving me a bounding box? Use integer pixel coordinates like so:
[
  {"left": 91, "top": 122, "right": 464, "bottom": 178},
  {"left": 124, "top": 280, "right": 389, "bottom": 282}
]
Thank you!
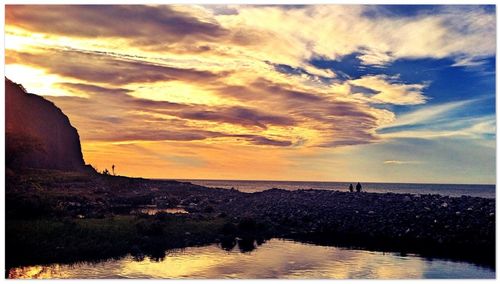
[
  {"left": 8, "top": 239, "right": 494, "bottom": 279},
  {"left": 136, "top": 207, "right": 188, "bottom": 215}
]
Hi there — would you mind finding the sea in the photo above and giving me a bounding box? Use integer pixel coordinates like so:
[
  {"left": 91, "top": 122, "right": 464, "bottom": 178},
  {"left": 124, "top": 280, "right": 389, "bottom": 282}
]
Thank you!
[{"left": 178, "top": 180, "right": 495, "bottom": 199}]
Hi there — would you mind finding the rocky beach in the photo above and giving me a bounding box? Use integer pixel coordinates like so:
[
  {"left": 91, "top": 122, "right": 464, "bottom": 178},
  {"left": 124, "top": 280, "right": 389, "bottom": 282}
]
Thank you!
[{"left": 6, "top": 169, "right": 495, "bottom": 271}]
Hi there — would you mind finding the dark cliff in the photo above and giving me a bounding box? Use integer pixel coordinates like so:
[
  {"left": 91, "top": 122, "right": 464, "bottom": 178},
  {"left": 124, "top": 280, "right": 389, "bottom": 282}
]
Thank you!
[{"left": 6, "top": 78, "right": 86, "bottom": 171}]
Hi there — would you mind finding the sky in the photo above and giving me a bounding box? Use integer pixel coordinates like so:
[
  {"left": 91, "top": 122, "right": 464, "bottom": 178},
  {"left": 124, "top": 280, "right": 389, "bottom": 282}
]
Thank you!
[{"left": 4, "top": 5, "right": 496, "bottom": 184}]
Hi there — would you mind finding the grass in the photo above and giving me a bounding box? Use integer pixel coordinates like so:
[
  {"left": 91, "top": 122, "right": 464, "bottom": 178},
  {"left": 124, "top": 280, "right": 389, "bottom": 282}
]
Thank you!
[{"left": 6, "top": 214, "right": 233, "bottom": 269}]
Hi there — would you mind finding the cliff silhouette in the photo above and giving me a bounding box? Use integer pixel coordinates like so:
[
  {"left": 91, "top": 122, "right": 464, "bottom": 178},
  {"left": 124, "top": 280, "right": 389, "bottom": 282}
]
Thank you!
[{"left": 6, "top": 77, "right": 87, "bottom": 171}]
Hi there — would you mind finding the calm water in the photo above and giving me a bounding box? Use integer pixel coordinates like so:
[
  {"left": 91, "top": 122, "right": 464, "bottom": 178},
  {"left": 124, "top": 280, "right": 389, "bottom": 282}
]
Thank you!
[
  {"left": 180, "top": 180, "right": 495, "bottom": 198},
  {"left": 131, "top": 207, "right": 189, "bottom": 215},
  {"left": 8, "top": 239, "right": 494, "bottom": 279}
]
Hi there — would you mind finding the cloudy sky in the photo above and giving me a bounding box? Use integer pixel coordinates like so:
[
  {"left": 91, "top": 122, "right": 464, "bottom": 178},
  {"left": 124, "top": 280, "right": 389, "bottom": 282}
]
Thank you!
[{"left": 5, "top": 5, "right": 496, "bottom": 183}]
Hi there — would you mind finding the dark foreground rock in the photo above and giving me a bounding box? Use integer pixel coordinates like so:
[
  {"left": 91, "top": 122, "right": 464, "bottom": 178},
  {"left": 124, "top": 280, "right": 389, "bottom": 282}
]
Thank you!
[
  {"left": 6, "top": 78, "right": 86, "bottom": 171},
  {"left": 6, "top": 170, "right": 495, "bottom": 269}
]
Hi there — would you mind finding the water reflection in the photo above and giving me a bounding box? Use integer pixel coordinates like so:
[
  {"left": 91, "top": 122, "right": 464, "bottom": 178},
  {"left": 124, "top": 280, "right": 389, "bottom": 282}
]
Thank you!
[
  {"left": 8, "top": 239, "right": 495, "bottom": 279},
  {"left": 133, "top": 207, "right": 189, "bottom": 215}
]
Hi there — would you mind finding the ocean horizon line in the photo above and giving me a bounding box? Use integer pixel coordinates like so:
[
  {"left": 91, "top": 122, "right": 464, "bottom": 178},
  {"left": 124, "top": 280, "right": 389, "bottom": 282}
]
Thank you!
[{"left": 151, "top": 178, "right": 496, "bottom": 187}]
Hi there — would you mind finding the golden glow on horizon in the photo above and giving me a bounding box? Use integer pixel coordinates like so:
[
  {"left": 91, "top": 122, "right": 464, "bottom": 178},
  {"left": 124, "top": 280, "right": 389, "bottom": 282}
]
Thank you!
[{"left": 81, "top": 140, "right": 297, "bottom": 180}]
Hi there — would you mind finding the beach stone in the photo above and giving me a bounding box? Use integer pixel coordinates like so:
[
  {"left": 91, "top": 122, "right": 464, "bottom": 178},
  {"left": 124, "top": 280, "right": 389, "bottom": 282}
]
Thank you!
[{"left": 441, "top": 202, "right": 448, "bottom": 208}]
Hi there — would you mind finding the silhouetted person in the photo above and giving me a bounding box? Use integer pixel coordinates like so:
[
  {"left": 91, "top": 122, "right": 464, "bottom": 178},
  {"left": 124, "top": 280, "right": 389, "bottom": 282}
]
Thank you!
[
  {"left": 112, "top": 164, "right": 116, "bottom": 175},
  {"left": 356, "top": 182, "right": 362, "bottom": 193},
  {"left": 349, "top": 183, "right": 354, "bottom": 192}
]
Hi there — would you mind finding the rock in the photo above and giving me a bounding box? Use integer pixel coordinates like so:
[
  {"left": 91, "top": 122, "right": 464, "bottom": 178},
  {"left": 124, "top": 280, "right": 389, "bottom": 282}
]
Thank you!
[
  {"left": 441, "top": 202, "right": 448, "bottom": 208},
  {"left": 6, "top": 78, "right": 86, "bottom": 171},
  {"left": 368, "top": 211, "right": 375, "bottom": 214}
]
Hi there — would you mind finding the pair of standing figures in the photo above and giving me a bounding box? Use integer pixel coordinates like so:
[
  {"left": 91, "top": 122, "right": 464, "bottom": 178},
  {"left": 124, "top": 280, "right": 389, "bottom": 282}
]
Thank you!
[{"left": 349, "top": 182, "right": 362, "bottom": 193}]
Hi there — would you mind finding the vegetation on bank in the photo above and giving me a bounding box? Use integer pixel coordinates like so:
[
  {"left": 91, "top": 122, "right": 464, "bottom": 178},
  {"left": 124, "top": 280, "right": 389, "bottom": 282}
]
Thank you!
[
  {"left": 5, "top": 169, "right": 268, "bottom": 269},
  {"left": 6, "top": 214, "right": 266, "bottom": 269}
]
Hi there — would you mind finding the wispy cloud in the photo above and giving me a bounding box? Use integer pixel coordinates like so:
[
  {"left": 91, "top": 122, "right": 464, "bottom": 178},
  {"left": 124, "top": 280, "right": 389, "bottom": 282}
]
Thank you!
[
  {"left": 383, "top": 160, "right": 421, "bottom": 165},
  {"left": 379, "top": 115, "right": 496, "bottom": 139},
  {"left": 349, "top": 75, "right": 427, "bottom": 105},
  {"left": 6, "top": 48, "right": 229, "bottom": 85},
  {"left": 6, "top": 5, "right": 232, "bottom": 47},
  {"left": 379, "top": 99, "right": 475, "bottom": 130}
]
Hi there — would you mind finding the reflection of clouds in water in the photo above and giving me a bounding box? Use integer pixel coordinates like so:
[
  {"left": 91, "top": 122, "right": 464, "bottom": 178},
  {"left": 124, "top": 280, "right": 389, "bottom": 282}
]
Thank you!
[
  {"left": 8, "top": 266, "right": 59, "bottom": 279},
  {"left": 8, "top": 239, "right": 494, "bottom": 279},
  {"left": 421, "top": 260, "right": 496, "bottom": 279}
]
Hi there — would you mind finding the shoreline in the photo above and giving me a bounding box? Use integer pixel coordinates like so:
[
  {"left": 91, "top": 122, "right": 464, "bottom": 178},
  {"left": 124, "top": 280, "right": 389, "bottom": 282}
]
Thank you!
[
  {"left": 6, "top": 169, "right": 496, "bottom": 272},
  {"left": 177, "top": 179, "right": 496, "bottom": 199},
  {"left": 165, "top": 177, "right": 496, "bottom": 186}
]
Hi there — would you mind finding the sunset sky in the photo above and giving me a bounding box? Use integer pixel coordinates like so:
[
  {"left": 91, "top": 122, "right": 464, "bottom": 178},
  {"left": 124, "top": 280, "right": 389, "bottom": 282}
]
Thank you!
[{"left": 5, "top": 5, "right": 496, "bottom": 183}]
